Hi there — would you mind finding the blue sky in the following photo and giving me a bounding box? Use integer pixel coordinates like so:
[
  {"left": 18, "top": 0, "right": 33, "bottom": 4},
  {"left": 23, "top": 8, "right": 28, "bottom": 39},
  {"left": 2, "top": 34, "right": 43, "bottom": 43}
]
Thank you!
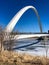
[{"left": 0, "top": 0, "right": 49, "bottom": 33}]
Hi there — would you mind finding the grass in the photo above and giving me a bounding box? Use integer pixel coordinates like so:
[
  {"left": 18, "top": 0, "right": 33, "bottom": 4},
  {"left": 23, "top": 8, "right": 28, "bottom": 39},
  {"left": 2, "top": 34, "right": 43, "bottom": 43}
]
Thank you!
[{"left": 0, "top": 50, "right": 49, "bottom": 65}]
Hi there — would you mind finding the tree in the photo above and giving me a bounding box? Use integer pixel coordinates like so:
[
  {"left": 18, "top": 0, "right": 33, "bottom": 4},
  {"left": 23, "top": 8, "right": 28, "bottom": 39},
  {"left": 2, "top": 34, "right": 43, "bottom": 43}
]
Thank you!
[
  {"left": 5, "top": 32, "right": 15, "bottom": 51},
  {"left": 0, "top": 26, "right": 4, "bottom": 52}
]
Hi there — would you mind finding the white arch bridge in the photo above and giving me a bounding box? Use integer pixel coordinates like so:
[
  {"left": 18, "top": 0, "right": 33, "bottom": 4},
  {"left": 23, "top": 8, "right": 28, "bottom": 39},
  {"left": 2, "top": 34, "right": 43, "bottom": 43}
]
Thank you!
[
  {"left": 4, "top": 6, "right": 49, "bottom": 40},
  {"left": 2, "top": 6, "right": 49, "bottom": 56}
]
